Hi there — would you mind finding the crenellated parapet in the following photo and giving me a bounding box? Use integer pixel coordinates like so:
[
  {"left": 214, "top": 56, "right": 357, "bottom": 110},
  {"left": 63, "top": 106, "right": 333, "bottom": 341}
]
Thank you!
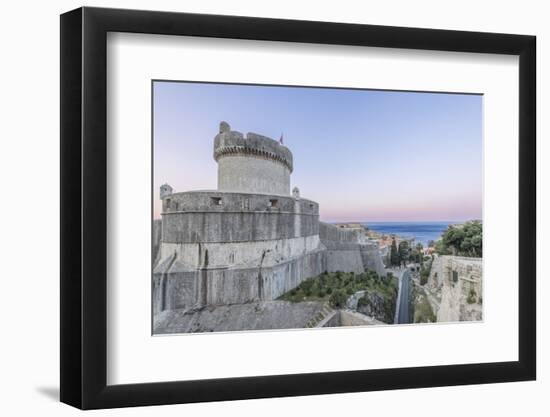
[
  {"left": 213, "top": 122, "right": 293, "bottom": 172},
  {"left": 213, "top": 122, "right": 293, "bottom": 195}
]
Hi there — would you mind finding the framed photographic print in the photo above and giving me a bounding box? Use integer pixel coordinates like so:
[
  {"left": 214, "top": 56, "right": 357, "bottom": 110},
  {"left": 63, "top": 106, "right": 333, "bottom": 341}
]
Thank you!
[{"left": 60, "top": 6, "right": 536, "bottom": 409}]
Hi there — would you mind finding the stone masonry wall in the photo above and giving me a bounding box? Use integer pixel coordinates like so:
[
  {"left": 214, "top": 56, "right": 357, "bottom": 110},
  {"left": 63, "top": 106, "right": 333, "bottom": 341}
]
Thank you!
[
  {"left": 161, "top": 191, "right": 319, "bottom": 243},
  {"left": 153, "top": 220, "right": 386, "bottom": 313},
  {"left": 319, "top": 222, "right": 385, "bottom": 275},
  {"left": 429, "top": 255, "right": 483, "bottom": 322},
  {"left": 217, "top": 155, "right": 290, "bottom": 196},
  {"left": 156, "top": 235, "right": 321, "bottom": 271},
  {"left": 152, "top": 219, "right": 162, "bottom": 265},
  {"left": 153, "top": 248, "right": 326, "bottom": 314}
]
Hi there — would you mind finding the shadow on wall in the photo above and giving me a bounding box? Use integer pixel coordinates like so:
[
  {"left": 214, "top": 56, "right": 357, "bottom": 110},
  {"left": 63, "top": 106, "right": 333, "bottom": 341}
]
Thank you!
[{"left": 35, "top": 386, "right": 59, "bottom": 401}]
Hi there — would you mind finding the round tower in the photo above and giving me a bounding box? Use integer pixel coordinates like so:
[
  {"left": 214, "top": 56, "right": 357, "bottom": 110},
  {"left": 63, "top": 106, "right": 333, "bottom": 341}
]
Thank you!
[{"left": 213, "top": 122, "right": 293, "bottom": 196}]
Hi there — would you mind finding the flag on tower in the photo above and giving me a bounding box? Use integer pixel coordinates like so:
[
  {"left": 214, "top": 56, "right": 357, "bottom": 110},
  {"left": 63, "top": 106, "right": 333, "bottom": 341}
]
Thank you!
[{"left": 279, "top": 133, "right": 284, "bottom": 145}]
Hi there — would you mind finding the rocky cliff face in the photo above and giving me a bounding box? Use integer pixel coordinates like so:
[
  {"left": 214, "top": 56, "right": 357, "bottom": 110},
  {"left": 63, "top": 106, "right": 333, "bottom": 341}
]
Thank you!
[{"left": 355, "top": 289, "right": 397, "bottom": 324}]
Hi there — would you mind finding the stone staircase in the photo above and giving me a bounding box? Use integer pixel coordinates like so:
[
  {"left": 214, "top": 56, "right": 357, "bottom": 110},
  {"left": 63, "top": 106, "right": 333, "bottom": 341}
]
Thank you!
[{"left": 305, "top": 303, "right": 336, "bottom": 328}]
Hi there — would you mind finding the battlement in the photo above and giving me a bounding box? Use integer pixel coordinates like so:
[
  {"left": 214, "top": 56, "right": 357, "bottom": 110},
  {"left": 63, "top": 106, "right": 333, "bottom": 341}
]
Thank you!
[
  {"left": 213, "top": 122, "right": 293, "bottom": 172},
  {"left": 212, "top": 122, "right": 293, "bottom": 195}
]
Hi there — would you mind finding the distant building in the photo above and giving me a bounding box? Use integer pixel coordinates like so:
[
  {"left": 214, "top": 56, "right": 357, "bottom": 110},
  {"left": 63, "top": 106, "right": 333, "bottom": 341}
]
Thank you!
[{"left": 335, "top": 223, "right": 364, "bottom": 230}]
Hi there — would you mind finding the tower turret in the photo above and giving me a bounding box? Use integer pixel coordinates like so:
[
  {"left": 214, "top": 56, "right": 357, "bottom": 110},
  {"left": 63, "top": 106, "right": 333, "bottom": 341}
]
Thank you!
[
  {"left": 213, "top": 122, "right": 293, "bottom": 195},
  {"left": 160, "top": 183, "right": 173, "bottom": 199}
]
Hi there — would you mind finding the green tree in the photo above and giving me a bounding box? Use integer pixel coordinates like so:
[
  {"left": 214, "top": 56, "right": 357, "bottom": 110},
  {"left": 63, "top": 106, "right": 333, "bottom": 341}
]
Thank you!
[
  {"left": 417, "top": 243, "right": 424, "bottom": 264},
  {"left": 398, "top": 240, "right": 410, "bottom": 267},
  {"left": 436, "top": 221, "right": 482, "bottom": 257},
  {"left": 390, "top": 237, "right": 400, "bottom": 266}
]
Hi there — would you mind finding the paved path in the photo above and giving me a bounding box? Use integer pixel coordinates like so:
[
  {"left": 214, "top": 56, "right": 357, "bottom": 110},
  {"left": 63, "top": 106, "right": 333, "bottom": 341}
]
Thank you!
[
  {"left": 397, "top": 269, "right": 411, "bottom": 324},
  {"left": 390, "top": 268, "right": 412, "bottom": 324}
]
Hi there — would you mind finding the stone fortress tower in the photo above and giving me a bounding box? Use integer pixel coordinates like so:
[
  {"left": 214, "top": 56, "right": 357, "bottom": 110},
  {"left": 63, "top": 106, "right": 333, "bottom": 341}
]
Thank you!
[
  {"left": 153, "top": 122, "right": 384, "bottom": 317},
  {"left": 214, "top": 121, "right": 292, "bottom": 195}
]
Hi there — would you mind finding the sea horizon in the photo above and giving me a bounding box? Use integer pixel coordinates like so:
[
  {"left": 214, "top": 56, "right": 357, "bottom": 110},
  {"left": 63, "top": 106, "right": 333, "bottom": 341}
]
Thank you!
[
  {"left": 361, "top": 221, "right": 455, "bottom": 247},
  {"left": 320, "top": 220, "right": 480, "bottom": 247}
]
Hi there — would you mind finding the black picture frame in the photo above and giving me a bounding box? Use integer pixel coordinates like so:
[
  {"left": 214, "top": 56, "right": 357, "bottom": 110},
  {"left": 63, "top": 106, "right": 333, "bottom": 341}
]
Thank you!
[{"left": 60, "top": 6, "right": 536, "bottom": 410}]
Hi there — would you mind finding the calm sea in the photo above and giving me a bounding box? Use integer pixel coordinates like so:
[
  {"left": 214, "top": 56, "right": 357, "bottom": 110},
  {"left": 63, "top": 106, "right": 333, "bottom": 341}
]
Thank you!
[{"left": 363, "top": 222, "right": 452, "bottom": 247}]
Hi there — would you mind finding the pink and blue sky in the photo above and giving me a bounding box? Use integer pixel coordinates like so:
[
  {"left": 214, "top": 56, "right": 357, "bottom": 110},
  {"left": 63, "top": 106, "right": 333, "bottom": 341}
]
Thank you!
[{"left": 153, "top": 81, "right": 482, "bottom": 222}]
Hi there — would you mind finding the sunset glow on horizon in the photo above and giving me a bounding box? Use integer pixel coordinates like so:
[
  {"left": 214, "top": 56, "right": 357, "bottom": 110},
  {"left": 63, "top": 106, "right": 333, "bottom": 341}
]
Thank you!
[{"left": 153, "top": 81, "right": 482, "bottom": 222}]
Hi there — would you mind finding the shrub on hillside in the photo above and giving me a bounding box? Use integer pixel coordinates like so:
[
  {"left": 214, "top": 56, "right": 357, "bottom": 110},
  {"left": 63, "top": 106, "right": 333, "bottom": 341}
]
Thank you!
[{"left": 329, "top": 289, "right": 347, "bottom": 308}]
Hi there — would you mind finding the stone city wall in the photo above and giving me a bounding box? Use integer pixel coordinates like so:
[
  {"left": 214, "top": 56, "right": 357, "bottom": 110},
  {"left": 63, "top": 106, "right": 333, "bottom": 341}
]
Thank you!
[
  {"left": 154, "top": 236, "right": 386, "bottom": 314},
  {"left": 428, "top": 255, "right": 483, "bottom": 322},
  {"left": 153, "top": 248, "right": 326, "bottom": 314},
  {"left": 153, "top": 222, "right": 387, "bottom": 313},
  {"left": 360, "top": 243, "right": 387, "bottom": 276},
  {"left": 319, "top": 222, "right": 364, "bottom": 273},
  {"left": 154, "top": 190, "right": 324, "bottom": 313},
  {"left": 161, "top": 191, "right": 319, "bottom": 243},
  {"left": 319, "top": 221, "right": 366, "bottom": 243},
  {"left": 157, "top": 235, "right": 321, "bottom": 271},
  {"left": 162, "top": 190, "right": 317, "bottom": 214},
  {"left": 152, "top": 219, "right": 162, "bottom": 264},
  {"left": 154, "top": 214, "right": 386, "bottom": 314},
  {"left": 427, "top": 255, "right": 443, "bottom": 290},
  {"left": 319, "top": 222, "right": 385, "bottom": 275}
]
